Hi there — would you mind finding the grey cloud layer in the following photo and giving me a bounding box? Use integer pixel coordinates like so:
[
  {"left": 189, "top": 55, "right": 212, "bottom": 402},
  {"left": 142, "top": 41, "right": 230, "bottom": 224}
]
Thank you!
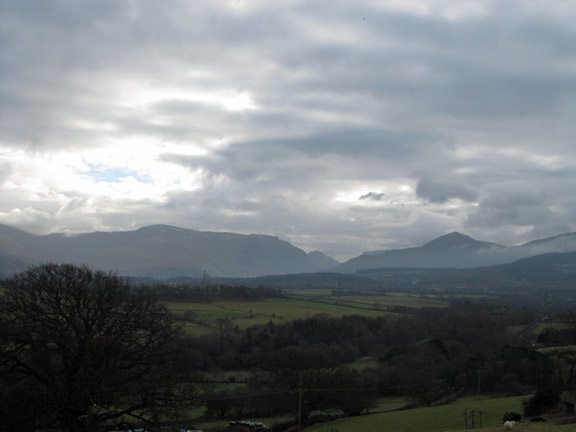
[{"left": 2, "top": 0, "right": 576, "bottom": 259}]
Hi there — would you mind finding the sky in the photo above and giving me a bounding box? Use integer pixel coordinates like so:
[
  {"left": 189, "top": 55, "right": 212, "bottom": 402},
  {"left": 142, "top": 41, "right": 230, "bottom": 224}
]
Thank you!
[{"left": 1, "top": 0, "right": 576, "bottom": 261}]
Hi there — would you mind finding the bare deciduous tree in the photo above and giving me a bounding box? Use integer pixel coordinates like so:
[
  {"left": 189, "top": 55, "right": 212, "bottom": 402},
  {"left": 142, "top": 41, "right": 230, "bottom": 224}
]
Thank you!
[{"left": 0, "top": 263, "right": 202, "bottom": 432}]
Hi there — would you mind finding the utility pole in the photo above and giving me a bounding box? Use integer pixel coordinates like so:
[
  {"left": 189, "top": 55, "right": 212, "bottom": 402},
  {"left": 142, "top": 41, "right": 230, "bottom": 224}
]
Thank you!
[
  {"left": 297, "top": 388, "right": 303, "bottom": 432},
  {"left": 476, "top": 369, "right": 482, "bottom": 399}
]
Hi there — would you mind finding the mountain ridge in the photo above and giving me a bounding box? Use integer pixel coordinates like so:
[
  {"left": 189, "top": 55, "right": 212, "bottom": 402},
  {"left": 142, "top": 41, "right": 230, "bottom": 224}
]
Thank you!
[
  {"left": 421, "top": 232, "right": 502, "bottom": 250},
  {"left": 336, "top": 231, "right": 576, "bottom": 273},
  {"left": 0, "top": 224, "right": 339, "bottom": 279},
  {"left": 2, "top": 224, "right": 576, "bottom": 278}
]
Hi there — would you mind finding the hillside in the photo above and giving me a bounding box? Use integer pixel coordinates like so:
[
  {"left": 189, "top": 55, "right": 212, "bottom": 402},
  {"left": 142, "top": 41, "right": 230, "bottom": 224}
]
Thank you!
[
  {"left": 354, "top": 250, "right": 576, "bottom": 304},
  {"left": 0, "top": 224, "right": 339, "bottom": 278},
  {"left": 3, "top": 224, "right": 576, "bottom": 282},
  {"left": 337, "top": 231, "right": 576, "bottom": 273}
]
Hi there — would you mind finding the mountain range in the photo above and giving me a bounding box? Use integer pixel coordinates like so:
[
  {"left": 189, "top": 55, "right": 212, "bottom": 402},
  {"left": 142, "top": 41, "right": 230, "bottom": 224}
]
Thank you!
[
  {"left": 0, "top": 224, "right": 338, "bottom": 278},
  {"left": 2, "top": 224, "right": 576, "bottom": 279},
  {"left": 335, "top": 231, "right": 576, "bottom": 273}
]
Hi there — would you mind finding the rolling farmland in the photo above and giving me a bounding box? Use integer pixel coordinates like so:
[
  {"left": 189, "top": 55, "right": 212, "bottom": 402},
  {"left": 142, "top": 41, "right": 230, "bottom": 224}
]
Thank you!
[{"left": 164, "top": 291, "right": 449, "bottom": 332}]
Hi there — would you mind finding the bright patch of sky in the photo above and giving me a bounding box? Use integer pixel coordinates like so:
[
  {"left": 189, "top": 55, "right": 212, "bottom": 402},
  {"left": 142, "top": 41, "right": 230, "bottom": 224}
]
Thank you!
[{"left": 80, "top": 164, "right": 152, "bottom": 184}]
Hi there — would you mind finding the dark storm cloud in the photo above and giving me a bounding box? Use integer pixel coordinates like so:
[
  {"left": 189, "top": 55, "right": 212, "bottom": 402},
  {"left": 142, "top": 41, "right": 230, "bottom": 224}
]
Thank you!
[
  {"left": 467, "top": 184, "right": 554, "bottom": 228},
  {"left": 360, "top": 192, "right": 385, "bottom": 201},
  {"left": 416, "top": 178, "right": 477, "bottom": 203},
  {"left": 161, "top": 126, "right": 442, "bottom": 197}
]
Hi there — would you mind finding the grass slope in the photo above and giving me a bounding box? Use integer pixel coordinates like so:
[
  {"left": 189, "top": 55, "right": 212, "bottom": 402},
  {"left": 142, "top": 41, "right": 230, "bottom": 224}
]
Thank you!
[
  {"left": 165, "top": 291, "right": 450, "bottom": 333},
  {"left": 452, "top": 424, "right": 576, "bottom": 432},
  {"left": 304, "top": 396, "right": 527, "bottom": 432}
]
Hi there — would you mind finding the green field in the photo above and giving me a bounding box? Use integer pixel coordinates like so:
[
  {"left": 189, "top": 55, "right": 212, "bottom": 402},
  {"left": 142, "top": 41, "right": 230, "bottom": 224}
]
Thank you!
[
  {"left": 532, "top": 322, "right": 568, "bottom": 335},
  {"left": 283, "top": 288, "right": 334, "bottom": 297},
  {"left": 165, "top": 291, "right": 451, "bottom": 333},
  {"left": 304, "top": 395, "right": 527, "bottom": 432},
  {"left": 334, "top": 293, "right": 447, "bottom": 308},
  {"left": 345, "top": 356, "right": 380, "bottom": 371},
  {"left": 286, "top": 291, "right": 448, "bottom": 308},
  {"left": 195, "top": 395, "right": 576, "bottom": 432},
  {"left": 468, "top": 424, "right": 576, "bottom": 432},
  {"left": 538, "top": 345, "right": 576, "bottom": 355},
  {"left": 165, "top": 298, "right": 357, "bottom": 331},
  {"left": 268, "top": 297, "right": 396, "bottom": 318},
  {"left": 165, "top": 297, "right": 387, "bottom": 332}
]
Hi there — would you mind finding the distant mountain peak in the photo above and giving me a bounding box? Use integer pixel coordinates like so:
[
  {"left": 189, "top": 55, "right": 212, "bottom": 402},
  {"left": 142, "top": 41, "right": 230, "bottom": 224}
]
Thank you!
[
  {"left": 137, "top": 224, "right": 186, "bottom": 232},
  {"left": 136, "top": 224, "right": 193, "bottom": 236},
  {"left": 336, "top": 231, "right": 507, "bottom": 272},
  {"left": 422, "top": 232, "right": 501, "bottom": 251},
  {"left": 423, "top": 232, "right": 474, "bottom": 247}
]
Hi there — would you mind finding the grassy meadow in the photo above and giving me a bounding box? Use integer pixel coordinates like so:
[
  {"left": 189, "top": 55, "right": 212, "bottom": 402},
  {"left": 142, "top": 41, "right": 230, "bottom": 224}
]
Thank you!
[
  {"left": 532, "top": 321, "right": 569, "bottom": 334},
  {"left": 195, "top": 394, "right": 576, "bottom": 432},
  {"left": 464, "top": 424, "right": 576, "bottom": 432},
  {"left": 304, "top": 395, "right": 525, "bottom": 432},
  {"left": 165, "top": 291, "right": 451, "bottom": 332}
]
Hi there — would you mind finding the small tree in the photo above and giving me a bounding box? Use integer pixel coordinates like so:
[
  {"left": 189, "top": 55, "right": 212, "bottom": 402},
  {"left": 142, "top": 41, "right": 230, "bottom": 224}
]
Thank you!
[
  {"left": 522, "top": 388, "right": 561, "bottom": 417},
  {"left": 0, "top": 263, "right": 202, "bottom": 432}
]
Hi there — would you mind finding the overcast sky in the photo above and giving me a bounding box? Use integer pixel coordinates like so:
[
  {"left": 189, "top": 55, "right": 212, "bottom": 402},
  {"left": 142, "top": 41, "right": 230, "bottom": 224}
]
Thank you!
[{"left": 1, "top": 0, "right": 576, "bottom": 261}]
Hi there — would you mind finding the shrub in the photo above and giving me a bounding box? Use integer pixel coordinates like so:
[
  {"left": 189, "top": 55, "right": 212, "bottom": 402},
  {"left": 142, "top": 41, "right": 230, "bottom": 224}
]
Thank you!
[
  {"left": 522, "top": 388, "right": 561, "bottom": 417},
  {"left": 502, "top": 412, "right": 522, "bottom": 422}
]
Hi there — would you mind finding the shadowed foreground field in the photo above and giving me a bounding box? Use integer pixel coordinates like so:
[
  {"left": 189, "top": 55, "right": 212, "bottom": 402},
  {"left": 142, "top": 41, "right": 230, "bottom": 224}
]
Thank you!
[
  {"left": 458, "top": 425, "right": 576, "bottom": 432},
  {"left": 302, "top": 396, "right": 547, "bottom": 432},
  {"left": 195, "top": 395, "right": 576, "bottom": 432}
]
